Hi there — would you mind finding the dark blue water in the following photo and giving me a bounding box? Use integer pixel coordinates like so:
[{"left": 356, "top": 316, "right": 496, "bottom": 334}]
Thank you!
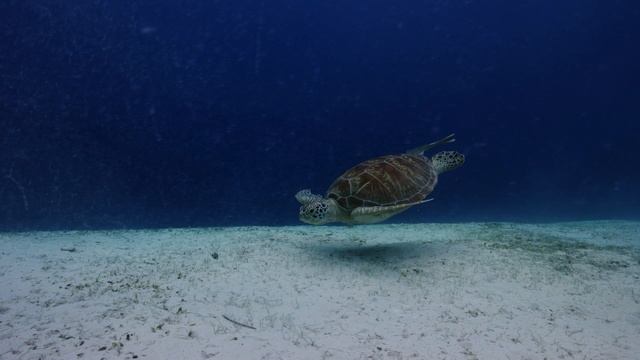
[{"left": 1, "top": 0, "right": 639, "bottom": 230}]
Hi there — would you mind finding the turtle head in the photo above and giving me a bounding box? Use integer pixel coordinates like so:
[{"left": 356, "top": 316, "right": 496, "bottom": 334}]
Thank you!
[{"left": 295, "top": 189, "right": 338, "bottom": 225}]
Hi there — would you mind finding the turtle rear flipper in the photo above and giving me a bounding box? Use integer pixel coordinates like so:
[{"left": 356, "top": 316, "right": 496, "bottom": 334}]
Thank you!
[
  {"left": 350, "top": 199, "right": 433, "bottom": 224},
  {"left": 407, "top": 133, "right": 456, "bottom": 155},
  {"left": 432, "top": 151, "right": 465, "bottom": 174}
]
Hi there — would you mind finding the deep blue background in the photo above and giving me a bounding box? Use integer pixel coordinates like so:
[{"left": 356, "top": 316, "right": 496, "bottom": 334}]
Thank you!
[{"left": 1, "top": 0, "right": 639, "bottom": 230}]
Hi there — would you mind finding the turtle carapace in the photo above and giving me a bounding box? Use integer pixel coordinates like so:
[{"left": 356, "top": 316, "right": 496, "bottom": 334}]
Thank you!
[{"left": 296, "top": 134, "right": 465, "bottom": 225}]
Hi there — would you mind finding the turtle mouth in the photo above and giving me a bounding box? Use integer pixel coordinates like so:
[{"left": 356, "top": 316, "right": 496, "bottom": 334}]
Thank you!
[
  {"left": 299, "top": 207, "right": 323, "bottom": 225},
  {"left": 299, "top": 215, "right": 314, "bottom": 225},
  {"left": 299, "top": 216, "right": 314, "bottom": 225},
  {"left": 299, "top": 211, "right": 317, "bottom": 225},
  {"left": 299, "top": 201, "right": 332, "bottom": 225}
]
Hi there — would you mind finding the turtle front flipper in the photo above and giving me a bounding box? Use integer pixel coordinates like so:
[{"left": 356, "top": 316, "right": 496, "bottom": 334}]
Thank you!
[
  {"left": 295, "top": 189, "right": 323, "bottom": 204},
  {"left": 350, "top": 199, "right": 433, "bottom": 224},
  {"left": 432, "top": 151, "right": 465, "bottom": 174}
]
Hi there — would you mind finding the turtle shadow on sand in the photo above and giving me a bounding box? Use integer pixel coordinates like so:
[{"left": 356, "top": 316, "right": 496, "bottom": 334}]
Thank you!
[{"left": 303, "top": 241, "right": 440, "bottom": 265}]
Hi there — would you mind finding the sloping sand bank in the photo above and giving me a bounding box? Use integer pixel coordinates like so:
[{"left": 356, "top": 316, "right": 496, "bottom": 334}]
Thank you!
[{"left": 1, "top": 221, "right": 639, "bottom": 359}]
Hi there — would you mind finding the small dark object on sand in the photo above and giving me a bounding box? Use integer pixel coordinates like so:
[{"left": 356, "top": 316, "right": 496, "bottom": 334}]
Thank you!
[
  {"left": 222, "top": 315, "right": 256, "bottom": 330},
  {"left": 212, "top": 252, "right": 219, "bottom": 259},
  {"left": 61, "top": 247, "right": 76, "bottom": 253}
]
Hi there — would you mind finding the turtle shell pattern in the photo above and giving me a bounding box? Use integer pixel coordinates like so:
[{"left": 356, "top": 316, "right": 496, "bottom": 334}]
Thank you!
[{"left": 327, "top": 154, "right": 438, "bottom": 212}]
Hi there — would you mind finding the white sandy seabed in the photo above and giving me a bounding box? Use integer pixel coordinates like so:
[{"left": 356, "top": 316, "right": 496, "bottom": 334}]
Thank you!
[{"left": 0, "top": 221, "right": 639, "bottom": 360}]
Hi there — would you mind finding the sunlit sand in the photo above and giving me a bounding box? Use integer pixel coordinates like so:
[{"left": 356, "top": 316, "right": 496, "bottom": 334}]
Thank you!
[{"left": 1, "top": 221, "right": 638, "bottom": 359}]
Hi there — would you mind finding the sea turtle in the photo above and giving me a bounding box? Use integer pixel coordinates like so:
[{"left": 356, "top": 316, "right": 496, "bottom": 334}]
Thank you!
[{"left": 296, "top": 133, "right": 464, "bottom": 225}]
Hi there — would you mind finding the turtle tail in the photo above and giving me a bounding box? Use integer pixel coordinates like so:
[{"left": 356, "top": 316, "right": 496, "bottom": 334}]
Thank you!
[{"left": 432, "top": 151, "right": 465, "bottom": 174}]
